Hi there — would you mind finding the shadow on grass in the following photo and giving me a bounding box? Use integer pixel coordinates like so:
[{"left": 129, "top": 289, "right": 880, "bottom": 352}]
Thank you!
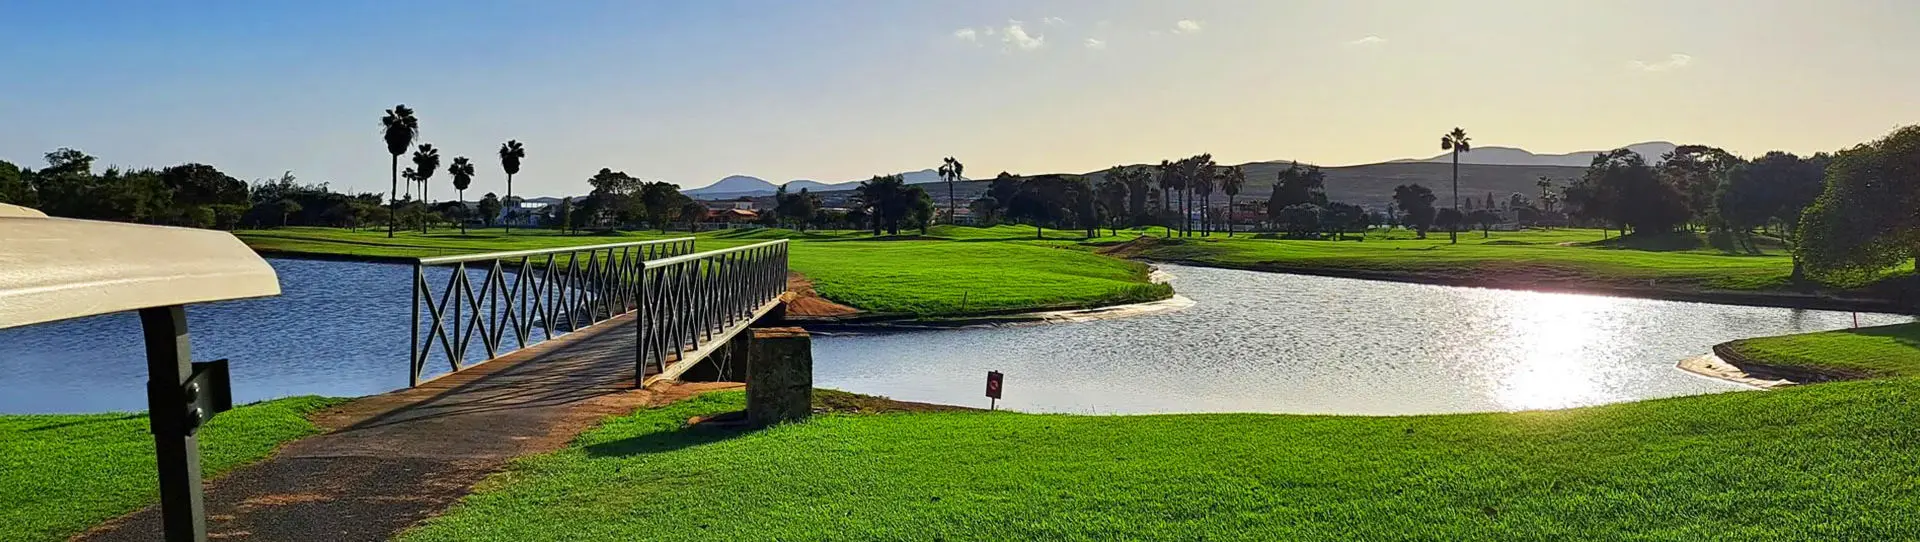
[
  {"left": 24, "top": 414, "right": 142, "bottom": 432},
  {"left": 582, "top": 414, "right": 755, "bottom": 458}
]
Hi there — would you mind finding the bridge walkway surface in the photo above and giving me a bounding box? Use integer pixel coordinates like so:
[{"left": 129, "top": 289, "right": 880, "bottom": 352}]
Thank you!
[{"left": 80, "top": 312, "right": 740, "bottom": 542}]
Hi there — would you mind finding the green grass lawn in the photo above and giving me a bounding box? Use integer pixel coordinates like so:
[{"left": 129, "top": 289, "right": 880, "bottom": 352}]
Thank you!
[
  {"left": 1720, "top": 322, "right": 1920, "bottom": 378},
  {"left": 1116, "top": 228, "right": 1804, "bottom": 291},
  {"left": 400, "top": 384, "right": 1920, "bottom": 541},
  {"left": 236, "top": 226, "right": 1170, "bottom": 317},
  {"left": 0, "top": 396, "right": 344, "bottom": 542}
]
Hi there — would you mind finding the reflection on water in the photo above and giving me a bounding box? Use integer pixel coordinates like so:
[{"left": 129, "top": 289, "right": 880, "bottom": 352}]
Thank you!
[{"left": 814, "top": 264, "right": 1913, "bottom": 415}]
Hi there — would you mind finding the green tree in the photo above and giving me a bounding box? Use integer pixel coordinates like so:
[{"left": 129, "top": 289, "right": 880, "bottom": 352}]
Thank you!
[
  {"left": 0, "top": 159, "right": 33, "bottom": 206},
  {"left": 855, "top": 174, "right": 915, "bottom": 235},
  {"left": 639, "top": 181, "right": 689, "bottom": 232},
  {"left": 381, "top": 105, "right": 419, "bottom": 238},
  {"left": 498, "top": 140, "right": 526, "bottom": 233},
  {"left": 681, "top": 200, "right": 708, "bottom": 232},
  {"left": 1468, "top": 209, "right": 1500, "bottom": 238},
  {"left": 554, "top": 197, "right": 575, "bottom": 234},
  {"left": 1097, "top": 173, "right": 1130, "bottom": 236},
  {"left": 1440, "top": 127, "right": 1472, "bottom": 244},
  {"left": 1392, "top": 184, "right": 1437, "bottom": 238},
  {"left": 1276, "top": 203, "right": 1324, "bottom": 238},
  {"left": 477, "top": 192, "right": 502, "bottom": 228},
  {"left": 1568, "top": 148, "right": 1688, "bottom": 236},
  {"left": 1658, "top": 145, "right": 1741, "bottom": 230},
  {"left": 1267, "top": 162, "right": 1327, "bottom": 221},
  {"left": 909, "top": 186, "right": 935, "bottom": 235},
  {"left": 775, "top": 186, "right": 821, "bottom": 231},
  {"left": 447, "top": 156, "right": 476, "bottom": 234},
  {"left": 1798, "top": 126, "right": 1920, "bottom": 281}
]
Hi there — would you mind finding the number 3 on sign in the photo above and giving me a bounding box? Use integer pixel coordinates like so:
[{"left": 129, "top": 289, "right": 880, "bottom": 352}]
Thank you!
[{"left": 985, "top": 370, "right": 1003, "bottom": 410}]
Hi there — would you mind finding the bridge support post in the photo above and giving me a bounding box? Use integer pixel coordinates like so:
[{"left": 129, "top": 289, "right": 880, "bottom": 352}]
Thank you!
[{"left": 745, "top": 326, "right": 812, "bottom": 426}]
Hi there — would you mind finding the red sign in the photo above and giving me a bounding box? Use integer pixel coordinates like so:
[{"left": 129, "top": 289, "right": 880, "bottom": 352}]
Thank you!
[{"left": 985, "top": 371, "right": 1003, "bottom": 399}]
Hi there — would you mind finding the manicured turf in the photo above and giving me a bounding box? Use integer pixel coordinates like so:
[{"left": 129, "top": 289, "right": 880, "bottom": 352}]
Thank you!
[
  {"left": 1721, "top": 322, "right": 1920, "bottom": 378},
  {"left": 0, "top": 396, "right": 344, "bottom": 542},
  {"left": 400, "top": 385, "right": 1920, "bottom": 541},
  {"left": 1114, "top": 228, "right": 1803, "bottom": 291},
  {"left": 236, "top": 226, "right": 1171, "bottom": 317}
]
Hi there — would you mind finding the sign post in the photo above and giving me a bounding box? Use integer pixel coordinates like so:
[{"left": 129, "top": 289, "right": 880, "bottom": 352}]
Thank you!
[{"left": 985, "top": 370, "right": 1003, "bottom": 410}]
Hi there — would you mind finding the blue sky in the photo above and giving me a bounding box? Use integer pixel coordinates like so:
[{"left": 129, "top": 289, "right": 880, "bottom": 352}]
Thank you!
[{"left": 5, "top": 0, "right": 1920, "bottom": 197}]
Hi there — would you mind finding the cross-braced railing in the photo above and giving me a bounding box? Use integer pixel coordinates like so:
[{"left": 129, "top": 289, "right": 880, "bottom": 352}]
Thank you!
[
  {"left": 409, "top": 238, "right": 697, "bottom": 385},
  {"left": 636, "top": 239, "right": 789, "bottom": 386}
]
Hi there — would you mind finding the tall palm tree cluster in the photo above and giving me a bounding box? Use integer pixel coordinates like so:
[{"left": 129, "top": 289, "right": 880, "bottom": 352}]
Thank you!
[{"left": 377, "top": 104, "right": 527, "bottom": 237}]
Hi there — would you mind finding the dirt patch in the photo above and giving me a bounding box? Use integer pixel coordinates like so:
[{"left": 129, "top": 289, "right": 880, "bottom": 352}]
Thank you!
[
  {"left": 784, "top": 271, "right": 862, "bottom": 318},
  {"left": 1096, "top": 236, "right": 1165, "bottom": 259},
  {"left": 239, "top": 493, "right": 333, "bottom": 507}
]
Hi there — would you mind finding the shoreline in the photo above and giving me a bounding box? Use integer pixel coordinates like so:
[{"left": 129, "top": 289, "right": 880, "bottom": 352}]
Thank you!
[{"left": 1128, "top": 257, "right": 1916, "bottom": 315}]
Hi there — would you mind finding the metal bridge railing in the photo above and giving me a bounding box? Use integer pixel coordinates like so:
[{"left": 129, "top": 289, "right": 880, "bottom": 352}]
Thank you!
[
  {"left": 636, "top": 239, "right": 789, "bottom": 385},
  {"left": 409, "top": 238, "right": 697, "bottom": 385}
]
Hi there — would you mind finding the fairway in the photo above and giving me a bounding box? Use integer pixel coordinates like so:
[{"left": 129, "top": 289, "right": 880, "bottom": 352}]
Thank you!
[
  {"left": 0, "top": 396, "right": 344, "bottom": 542},
  {"left": 236, "top": 226, "right": 1171, "bottom": 317},
  {"left": 1111, "top": 228, "right": 1804, "bottom": 291},
  {"left": 399, "top": 384, "right": 1920, "bottom": 541},
  {"left": 1720, "top": 322, "right": 1920, "bottom": 379}
]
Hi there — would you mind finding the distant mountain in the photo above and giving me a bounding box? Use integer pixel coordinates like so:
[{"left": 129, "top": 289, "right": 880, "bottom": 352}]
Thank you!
[
  {"left": 1395, "top": 141, "right": 1678, "bottom": 167},
  {"left": 686, "top": 169, "right": 967, "bottom": 199},
  {"left": 684, "top": 175, "right": 779, "bottom": 197}
]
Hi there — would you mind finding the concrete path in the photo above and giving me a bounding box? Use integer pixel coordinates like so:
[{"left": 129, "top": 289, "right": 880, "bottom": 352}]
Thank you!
[{"left": 81, "top": 313, "right": 738, "bottom": 542}]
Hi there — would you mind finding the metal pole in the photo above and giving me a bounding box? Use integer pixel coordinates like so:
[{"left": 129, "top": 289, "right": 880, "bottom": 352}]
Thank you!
[{"left": 140, "top": 305, "right": 207, "bottom": 542}]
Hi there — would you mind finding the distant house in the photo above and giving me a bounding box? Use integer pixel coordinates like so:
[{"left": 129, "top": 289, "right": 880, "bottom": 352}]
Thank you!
[
  {"left": 498, "top": 197, "right": 554, "bottom": 228},
  {"left": 705, "top": 208, "right": 759, "bottom": 223}
]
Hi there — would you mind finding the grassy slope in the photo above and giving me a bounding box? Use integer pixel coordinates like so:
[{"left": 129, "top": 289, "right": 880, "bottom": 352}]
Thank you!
[
  {"left": 1122, "top": 228, "right": 1800, "bottom": 291},
  {"left": 1721, "top": 323, "right": 1920, "bottom": 378},
  {"left": 237, "top": 226, "right": 1170, "bottom": 316},
  {"left": 402, "top": 386, "right": 1920, "bottom": 541},
  {"left": 0, "top": 396, "right": 344, "bottom": 542}
]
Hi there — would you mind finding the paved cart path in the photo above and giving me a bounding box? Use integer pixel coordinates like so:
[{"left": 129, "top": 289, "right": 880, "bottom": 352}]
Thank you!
[{"left": 81, "top": 312, "right": 741, "bottom": 542}]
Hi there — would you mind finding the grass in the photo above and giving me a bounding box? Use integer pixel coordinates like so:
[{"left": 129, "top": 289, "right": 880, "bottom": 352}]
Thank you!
[
  {"left": 1720, "top": 322, "right": 1920, "bottom": 378},
  {"left": 236, "top": 226, "right": 1172, "bottom": 317},
  {"left": 1115, "top": 228, "right": 1805, "bottom": 291},
  {"left": 401, "top": 385, "right": 1920, "bottom": 541},
  {"left": 0, "top": 396, "right": 345, "bottom": 542}
]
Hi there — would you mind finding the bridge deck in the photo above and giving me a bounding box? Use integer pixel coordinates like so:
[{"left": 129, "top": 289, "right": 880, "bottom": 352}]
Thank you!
[{"left": 81, "top": 312, "right": 740, "bottom": 542}]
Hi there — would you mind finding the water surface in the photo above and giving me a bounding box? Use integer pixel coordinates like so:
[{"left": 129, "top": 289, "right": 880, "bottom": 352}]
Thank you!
[
  {"left": 814, "top": 264, "right": 1910, "bottom": 414},
  {"left": 1, "top": 260, "right": 1906, "bottom": 415}
]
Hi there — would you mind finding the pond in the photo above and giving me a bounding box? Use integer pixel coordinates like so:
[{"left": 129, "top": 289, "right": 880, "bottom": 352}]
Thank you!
[{"left": 0, "top": 259, "right": 1908, "bottom": 414}]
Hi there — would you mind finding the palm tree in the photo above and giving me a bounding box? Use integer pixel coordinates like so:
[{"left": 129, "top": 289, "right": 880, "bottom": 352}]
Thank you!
[
  {"left": 411, "top": 144, "right": 441, "bottom": 232},
  {"left": 1221, "top": 165, "right": 1245, "bottom": 237},
  {"left": 1155, "top": 160, "right": 1176, "bottom": 237},
  {"left": 448, "top": 157, "right": 475, "bottom": 234},
  {"left": 381, "top": 105, "right": 419, "bottom": 237},
  {"left": 1193, "top": 164, "right": 1215, "bottom": 236},
  {"left": 498, "top": 140, "right": 525, "bottom": 233},
  {"left": 938, "top": 157, "right": 964, "bottom": 226},
  {"left": 1440, "top": 127, "right": 1472, "bottom": 244}
]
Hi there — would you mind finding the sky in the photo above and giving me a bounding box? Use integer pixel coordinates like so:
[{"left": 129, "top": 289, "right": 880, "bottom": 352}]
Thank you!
[{"left": 4, "top": 0, "right": 1920, "bottom": 197}]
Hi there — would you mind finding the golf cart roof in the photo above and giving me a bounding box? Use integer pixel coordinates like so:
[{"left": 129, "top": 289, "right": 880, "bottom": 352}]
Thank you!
[{"left": 0, "top": 203, "right": 280, "bottom": 329}]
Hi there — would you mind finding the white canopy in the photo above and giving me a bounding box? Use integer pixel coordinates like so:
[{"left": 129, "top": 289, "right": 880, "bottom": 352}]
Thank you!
[{"left": 0, "top": 203, "right": 280, "bottom": 329}]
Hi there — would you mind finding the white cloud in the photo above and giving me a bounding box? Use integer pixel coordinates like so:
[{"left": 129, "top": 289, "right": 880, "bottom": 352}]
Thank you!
[
  {"left": 952, "top": 28, "right": 978, "bottom": 42},
  {"left": 1042, "top": 16, "right": 1066, "bottom": 26},
  {"left": 1001, "top": 21, "right": 1045, "bottom": 51},
  {"left": 1628, "top": 53, "right": 1693, "bottom": 72},
  {"left": 1084, "top": 38, "right": 1107, "bottom": 50},
  {"left": 1347, "top": 35, "right": 1386, "bottom": 46},
  {"left": 1173, "top": 19, "right": 1203, "bottom": 34}
]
